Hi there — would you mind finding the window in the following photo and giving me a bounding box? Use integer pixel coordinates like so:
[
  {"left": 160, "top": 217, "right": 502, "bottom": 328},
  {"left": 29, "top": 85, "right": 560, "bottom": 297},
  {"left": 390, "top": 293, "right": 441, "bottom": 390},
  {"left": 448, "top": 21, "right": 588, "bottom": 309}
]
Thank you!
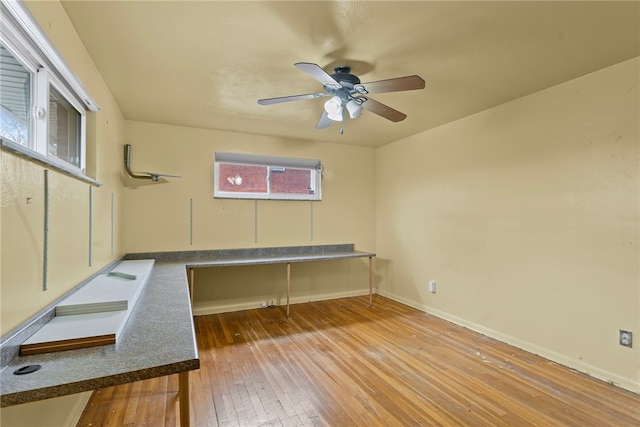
[
  {"left": 0, "top": 0, "right": 98, "bottom": 174},
  {"left": 0, "top": 44, "right": 30, "bottom": 146},
  {"left": 48, "top": 85, "right": 81, "bottom": 168},
  {"left": 214, "top": 152, "right": 322, "bottom": 200}
]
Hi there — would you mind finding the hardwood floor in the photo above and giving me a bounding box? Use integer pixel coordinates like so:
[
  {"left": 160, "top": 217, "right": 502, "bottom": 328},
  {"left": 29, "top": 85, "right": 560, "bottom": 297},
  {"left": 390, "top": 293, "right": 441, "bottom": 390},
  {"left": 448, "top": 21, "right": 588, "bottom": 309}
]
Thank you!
[{"left": 77, "top": 296, "right": 640, "bottom": 426}]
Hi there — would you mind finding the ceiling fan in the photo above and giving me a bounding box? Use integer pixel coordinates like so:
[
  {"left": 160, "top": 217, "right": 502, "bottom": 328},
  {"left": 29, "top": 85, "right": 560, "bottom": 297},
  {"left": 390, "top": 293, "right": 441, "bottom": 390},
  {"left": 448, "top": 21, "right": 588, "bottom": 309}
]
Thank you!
[{"left": 258, "top": 63, "right": 425, "bottom": 129}]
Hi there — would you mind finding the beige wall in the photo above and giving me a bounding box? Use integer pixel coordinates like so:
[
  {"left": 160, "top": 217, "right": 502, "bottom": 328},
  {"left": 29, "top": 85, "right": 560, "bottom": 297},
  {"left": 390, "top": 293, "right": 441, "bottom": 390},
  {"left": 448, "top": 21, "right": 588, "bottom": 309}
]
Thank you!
[
  {"left": 0, "top": 394, "right": 91, "bottom": 427},
  {"left": 1, "top": 1, "right": 126, "bottom": 425},
  {"left": 376, "top": 58, "right": 640, "bottom": 392},
  {"left": 123, "top": 121, "right": 376, "bottom": 312}
]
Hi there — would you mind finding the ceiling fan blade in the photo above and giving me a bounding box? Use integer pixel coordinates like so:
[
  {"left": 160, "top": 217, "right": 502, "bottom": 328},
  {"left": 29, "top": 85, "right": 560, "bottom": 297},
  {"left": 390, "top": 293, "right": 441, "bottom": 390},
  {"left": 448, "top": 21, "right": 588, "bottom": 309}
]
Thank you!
[
  {"left": 316, "top": 111, "right": 332, "bottom": 129},
  {"left": 258, "top": 92, "right": 327, "bottom": 105},
  {"left": 360, "top": 97, "right": 407, "bottom": 122},
  {"left": 294, "top": 62, "right": 341, "bottom": 87},
  {"left": 356, "top": 75, "right": 425, "bottom": 94}
]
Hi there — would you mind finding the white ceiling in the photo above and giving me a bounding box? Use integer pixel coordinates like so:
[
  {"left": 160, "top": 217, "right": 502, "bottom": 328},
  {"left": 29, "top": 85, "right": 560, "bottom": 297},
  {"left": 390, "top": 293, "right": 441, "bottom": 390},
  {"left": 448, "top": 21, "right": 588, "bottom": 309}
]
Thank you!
[{"left": 60, "top": 1, "right": 639, "bottom": 148}]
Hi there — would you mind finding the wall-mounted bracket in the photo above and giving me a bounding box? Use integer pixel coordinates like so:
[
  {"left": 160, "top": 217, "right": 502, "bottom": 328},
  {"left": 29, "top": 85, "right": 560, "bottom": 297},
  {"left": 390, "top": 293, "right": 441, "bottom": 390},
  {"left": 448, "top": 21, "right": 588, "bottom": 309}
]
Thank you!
[{"left": 124, "top": 144, "right": 181, "bottom": 182}]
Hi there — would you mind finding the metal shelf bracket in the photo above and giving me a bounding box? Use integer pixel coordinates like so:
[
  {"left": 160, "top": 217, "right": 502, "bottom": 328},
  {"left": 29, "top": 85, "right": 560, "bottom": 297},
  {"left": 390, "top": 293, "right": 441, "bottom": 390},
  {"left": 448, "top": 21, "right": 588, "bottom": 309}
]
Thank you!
[{"left": 124, "top": 144, "right": 181, "bottom": 182}]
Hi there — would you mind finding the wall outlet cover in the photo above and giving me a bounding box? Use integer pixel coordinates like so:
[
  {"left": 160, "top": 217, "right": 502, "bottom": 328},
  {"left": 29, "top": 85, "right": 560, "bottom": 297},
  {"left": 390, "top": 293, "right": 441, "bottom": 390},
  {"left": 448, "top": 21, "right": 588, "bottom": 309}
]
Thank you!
[{"left": 619, "top": 330, "right": 633, "bottom": 348}]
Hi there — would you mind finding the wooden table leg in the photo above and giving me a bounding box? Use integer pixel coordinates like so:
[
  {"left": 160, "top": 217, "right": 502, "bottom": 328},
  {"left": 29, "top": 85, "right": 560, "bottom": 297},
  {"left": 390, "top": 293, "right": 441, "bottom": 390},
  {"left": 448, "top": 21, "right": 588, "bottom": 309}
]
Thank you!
[
  {"left": 179, "top": 371, "right": 190, "bottom": 426},
  {"left": 369, "top": 256, "right": 373, "bottom": 307},
  {"left": 286, "top": 262, "right": 291, "bottom": 317}
]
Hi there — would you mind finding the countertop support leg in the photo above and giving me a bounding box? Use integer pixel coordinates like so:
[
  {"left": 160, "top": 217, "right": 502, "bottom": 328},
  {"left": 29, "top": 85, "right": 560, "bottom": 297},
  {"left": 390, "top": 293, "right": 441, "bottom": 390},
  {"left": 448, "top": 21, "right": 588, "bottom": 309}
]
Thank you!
[
  {"left": 286, "top": 262, "right": 291, "bottom": 317},
  {"left": 369, "top": 256, "right": 373, "bottom": 308},
  {"left": 179, "top": 371, "right": 190, "bottom": 426}
]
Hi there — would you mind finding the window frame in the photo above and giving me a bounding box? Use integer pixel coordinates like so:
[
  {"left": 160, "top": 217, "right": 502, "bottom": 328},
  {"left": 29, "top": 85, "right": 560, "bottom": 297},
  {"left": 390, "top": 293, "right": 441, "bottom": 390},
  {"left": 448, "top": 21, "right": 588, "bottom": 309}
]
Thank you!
[
  {"left": 47, "top": 75, "right": 85, "bottom": 170},
  {"left": 214, "top": 152, "right": 323, "bottom": 201},
  {"left": 0, "top": 0, "right": 98, "bottom": 179}
]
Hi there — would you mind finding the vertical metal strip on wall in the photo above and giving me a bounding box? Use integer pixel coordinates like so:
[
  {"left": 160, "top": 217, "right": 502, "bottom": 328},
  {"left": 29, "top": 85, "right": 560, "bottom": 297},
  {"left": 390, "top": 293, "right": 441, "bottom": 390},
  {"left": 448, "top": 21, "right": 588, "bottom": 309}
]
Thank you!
[
  {"left": 110, "top": 193, "right": 114, "bottom": 254},
  {"left": 88, "top": 185, "right": 93, "bottom": 266},
  {"left": 254, "top": 200, "right": 258, "bottom": 243},
  {"left": 43, "top": 170, "right": 49, "bottom": 291},
  {"left": 310, "top": 201, "right": 314, "bottom": 241},
  {"left": 189, "top": 198, "right": 193, "bottom": 245}
]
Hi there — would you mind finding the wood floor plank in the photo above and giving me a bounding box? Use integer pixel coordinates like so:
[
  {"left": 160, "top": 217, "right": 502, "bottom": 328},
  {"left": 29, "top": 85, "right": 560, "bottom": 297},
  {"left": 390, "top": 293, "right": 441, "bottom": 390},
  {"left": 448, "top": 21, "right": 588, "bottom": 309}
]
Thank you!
[
  {"left": 122, "top": 379, "right": 143, "bottom": 425},
  {"left": 77, "top": 296, "right": 640, "bottom": 426}
]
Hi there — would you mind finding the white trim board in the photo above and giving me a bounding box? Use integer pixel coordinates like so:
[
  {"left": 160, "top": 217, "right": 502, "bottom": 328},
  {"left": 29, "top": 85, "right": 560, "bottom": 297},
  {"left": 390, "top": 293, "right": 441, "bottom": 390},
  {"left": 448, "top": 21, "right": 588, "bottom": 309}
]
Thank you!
[
  {"left": 55, "top": 260, "right": 153, "bottom": 315},
  {"left": 21, "top": 260, "right": 154, "bottom": 355}
]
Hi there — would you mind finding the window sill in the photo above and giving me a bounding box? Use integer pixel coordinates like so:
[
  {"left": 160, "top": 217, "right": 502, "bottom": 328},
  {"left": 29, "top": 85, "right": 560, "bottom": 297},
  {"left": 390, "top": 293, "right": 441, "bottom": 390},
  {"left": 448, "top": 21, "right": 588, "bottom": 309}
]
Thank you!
[{"left": 1, "top": 138, "right": 102, "bottom": 187}]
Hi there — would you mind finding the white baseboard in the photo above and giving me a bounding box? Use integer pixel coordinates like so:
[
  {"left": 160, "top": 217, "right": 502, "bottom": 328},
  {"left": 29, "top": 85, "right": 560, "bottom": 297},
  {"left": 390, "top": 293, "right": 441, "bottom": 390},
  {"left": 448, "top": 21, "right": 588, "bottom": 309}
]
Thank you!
[
  {"left": 378, "top": 289, "right": 640, "bottom": 394},
  {"left": 192, "top": 288, "right": 371, "bottom": 316}
]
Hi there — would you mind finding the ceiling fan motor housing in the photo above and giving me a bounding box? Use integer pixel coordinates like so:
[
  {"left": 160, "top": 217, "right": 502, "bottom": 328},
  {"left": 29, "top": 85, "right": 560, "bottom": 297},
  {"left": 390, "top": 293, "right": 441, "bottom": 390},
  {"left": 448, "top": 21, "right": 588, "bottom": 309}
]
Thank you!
[
  {"left": 330, "top": 66, "right": 361, "bottom": 89},
  {"left": 325, "top": 66, "right": 362, "bottom": 102}
]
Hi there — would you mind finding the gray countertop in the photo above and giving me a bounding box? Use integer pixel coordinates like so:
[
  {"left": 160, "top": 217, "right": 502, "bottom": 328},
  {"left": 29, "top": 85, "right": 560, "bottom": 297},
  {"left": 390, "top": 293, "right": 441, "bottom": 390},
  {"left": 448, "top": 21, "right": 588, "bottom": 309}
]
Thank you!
[
  {"left": 0, "top": 244, "right": 374, "bottom": 407},
  {"left": 124, "top": 243, "right": 375, "bottom": 267},
  {"left": 0, "top": 262, "right": 200, "bottom": 407}
]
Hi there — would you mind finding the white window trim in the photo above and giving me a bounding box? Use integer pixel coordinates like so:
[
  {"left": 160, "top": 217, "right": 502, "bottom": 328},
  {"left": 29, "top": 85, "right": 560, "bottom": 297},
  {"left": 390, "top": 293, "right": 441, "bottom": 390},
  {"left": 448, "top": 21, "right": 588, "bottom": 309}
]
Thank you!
[
  {"left": 214, "top": 152, "right": 323, "bottom": 201},
  {"left": 1, "top": 0, "right": 99, "bottom": 112},
  {"left": 0, "top": 0, "right": 99, "bottom": 183}
]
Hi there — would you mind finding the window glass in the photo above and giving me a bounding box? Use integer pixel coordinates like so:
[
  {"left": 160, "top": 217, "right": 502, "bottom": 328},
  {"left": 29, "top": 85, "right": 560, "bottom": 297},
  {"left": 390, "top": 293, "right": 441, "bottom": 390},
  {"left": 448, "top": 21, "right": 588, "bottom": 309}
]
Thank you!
[
  {"left": 48, "top": 85, "right": 81, "bottom": 168},
  {"left": 271, "top": 167, "right": 313, "bottom": 195},
  {"left": 219, "top": 163, "right": 268, "bottom": 194},
  {"left": 0, "top": 43, "right": 30, "bottom": 146}
]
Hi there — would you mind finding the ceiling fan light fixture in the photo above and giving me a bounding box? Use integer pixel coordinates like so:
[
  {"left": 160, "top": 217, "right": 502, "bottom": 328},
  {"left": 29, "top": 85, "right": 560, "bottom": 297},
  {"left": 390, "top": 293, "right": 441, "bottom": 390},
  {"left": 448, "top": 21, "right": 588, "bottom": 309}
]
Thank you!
[
  {"left": 324, "top": 96, "right": 343, "bottom": 121},
  {"left": 346, "top": 99, "right": 363, "bottom": 119},
  {"left": 327, "top": 111, "right": 343, "bottom": 122}
]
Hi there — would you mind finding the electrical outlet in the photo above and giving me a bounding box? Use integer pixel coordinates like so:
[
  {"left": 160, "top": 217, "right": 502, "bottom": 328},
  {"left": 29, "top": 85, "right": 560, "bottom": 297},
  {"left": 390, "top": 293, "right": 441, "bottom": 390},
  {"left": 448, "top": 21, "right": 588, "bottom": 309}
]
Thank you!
[
  {"left": 261, "top": 298, "right": 277, "bottom": 308},
  {"left": 619, "top": 330, "right": 633, "bottom": 348},
  {"left": 429, "top": 280, "right": 436, "bottom": 293}
]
